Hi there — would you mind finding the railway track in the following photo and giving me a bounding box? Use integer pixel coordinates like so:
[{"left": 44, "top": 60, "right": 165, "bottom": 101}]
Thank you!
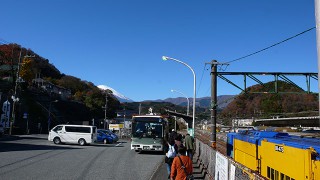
[{"left": 195, "top": 130, "right": 227, "bottom": 155}]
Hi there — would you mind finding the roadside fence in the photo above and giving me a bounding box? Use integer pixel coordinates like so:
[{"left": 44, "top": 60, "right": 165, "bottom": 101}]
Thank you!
[{"left": 194, "top": 137, "right": 265, "bottom": 180}]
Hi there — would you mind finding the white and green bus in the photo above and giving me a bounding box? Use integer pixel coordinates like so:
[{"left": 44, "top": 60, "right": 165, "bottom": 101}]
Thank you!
[{"left": 131, "top": 115, "right": 168, "bottom": 152}]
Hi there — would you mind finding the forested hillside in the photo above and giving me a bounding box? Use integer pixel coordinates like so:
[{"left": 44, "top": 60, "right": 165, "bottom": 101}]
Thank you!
[
  {"left": 0, "top": 44, "right": 121, "bottom": 133},
  {"left": 219, "top": 81, "right": 318, "bottom": 125}
]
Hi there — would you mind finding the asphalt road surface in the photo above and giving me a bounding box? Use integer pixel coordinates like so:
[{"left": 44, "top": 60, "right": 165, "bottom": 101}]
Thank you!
[{"left": 0, "top": 134, "right": 166, "bottom": 180}]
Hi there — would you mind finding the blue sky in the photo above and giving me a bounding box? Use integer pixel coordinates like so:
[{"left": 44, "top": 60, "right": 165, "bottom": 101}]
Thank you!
[{"left": 0, "top": 1, "right": 317, "bottom": 102}]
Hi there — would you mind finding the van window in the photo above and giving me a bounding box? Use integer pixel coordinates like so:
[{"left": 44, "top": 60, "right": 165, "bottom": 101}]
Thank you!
[
  {"left": 53, "top": 126, "right": 63, "bottom": 132},
  {"left": 65, "top": 126, "right": 91, "bottom": 133}
]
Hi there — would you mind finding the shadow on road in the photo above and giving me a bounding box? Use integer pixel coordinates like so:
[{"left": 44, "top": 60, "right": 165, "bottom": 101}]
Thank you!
[
  {"left": 0, "top": 142, "right": 77, "bottom": 152},
  {"left": 138, "top": 151, "right": 165, "bottom": 155},
  {"left": 0, "top": 135, "right": 48, "bottom": 142},
  {"left": 0, "top": 135, "right": 129, "bottom": 152},
  {"left": 90, "top": 143, "right": 124, "bottom": 148}
]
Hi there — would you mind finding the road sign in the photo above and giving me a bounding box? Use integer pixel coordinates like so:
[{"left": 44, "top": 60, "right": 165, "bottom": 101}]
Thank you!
[{"left": 109, "top": 124, "right": 124, "bottom": 130}]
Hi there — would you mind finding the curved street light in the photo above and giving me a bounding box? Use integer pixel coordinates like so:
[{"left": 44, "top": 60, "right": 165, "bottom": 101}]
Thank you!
[
  {"left": 162, "top": 56, "right": 196, "bottom": 137},
  {"left": 171, "top": 89, "right": 190, "bottom": 116}
]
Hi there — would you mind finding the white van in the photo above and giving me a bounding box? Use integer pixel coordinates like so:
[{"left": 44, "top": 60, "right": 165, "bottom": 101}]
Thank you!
[{"left": 48, "top": 125, "right": 97, "bottom": 146}]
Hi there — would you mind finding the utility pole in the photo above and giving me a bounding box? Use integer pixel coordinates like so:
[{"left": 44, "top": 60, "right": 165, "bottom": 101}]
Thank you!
[
  {"left": 9, "top": 50, "right": 22, "bottom": 135},
  {"left": 123, "top": 105, "right": 126, "bottom": 137},
  {"left": 206, "top": 60, "right": 228, "bottom": 148},
  {"left": 315, "top": 0, "right": 320, "bottom": 127},
  {"left": 10, "top": 54, "right": 34, "bottom": 135},
  {"left": 210, "top": 60, "right": 217, "bottom": 148},
  {"left": 103, "top": 93, "right": 108, "bottom": 129}
]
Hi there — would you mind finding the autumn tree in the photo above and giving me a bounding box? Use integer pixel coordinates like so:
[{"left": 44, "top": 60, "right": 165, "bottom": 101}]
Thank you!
[
  {"left": 20, "top": 57, "right": 36, "bottom": 84},
  {"left": 220, "top": 81, "right": 318, "bottom": 125}
]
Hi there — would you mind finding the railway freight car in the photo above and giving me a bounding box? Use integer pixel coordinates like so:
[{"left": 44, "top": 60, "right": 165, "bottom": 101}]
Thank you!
[{"left": 227, "top": 130, "right": 320, "bottom": 180}]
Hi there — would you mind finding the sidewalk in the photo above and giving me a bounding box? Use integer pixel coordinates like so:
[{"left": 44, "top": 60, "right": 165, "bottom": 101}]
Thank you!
[{"left": 151, "top": 153, "right": 209, "bottom": 180}]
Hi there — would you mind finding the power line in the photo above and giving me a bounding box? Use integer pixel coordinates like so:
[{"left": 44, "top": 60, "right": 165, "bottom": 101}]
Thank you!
[
  {"left": 224, "top": 27, "right": 316, "bottom": 64},
  {"left": 196, "top": 63, "right": 208, "bottom": 96}
]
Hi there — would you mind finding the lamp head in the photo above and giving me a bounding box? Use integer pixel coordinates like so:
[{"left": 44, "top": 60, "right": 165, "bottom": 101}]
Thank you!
[{"left": 162, "top": 56, "right": 169, "bottom": 61}]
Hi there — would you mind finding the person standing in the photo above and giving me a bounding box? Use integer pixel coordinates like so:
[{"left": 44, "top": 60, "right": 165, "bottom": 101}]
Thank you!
[
  {"left": 165, "top": 140, "right": 177, "bottom": 178},
  {"left": 174, "top": 133, "right": 183, "bottom": 149},
  {"left": 169, "top": 129, "right": 177, "bottom": 142},
  {"left": 184, "top": 133, "right": 194, "bottom": 159},
  {"left": 170, "top": 146, "right": 193, "bottom": 180}
]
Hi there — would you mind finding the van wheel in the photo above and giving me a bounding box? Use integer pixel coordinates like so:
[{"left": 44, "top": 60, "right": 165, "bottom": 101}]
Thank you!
[
  {"left": 103, "top": 139, "right": 108, "bottom": 144},
  {"left": 78, "top": 138, "right": 86, "bottom": 146},
  {"left": 53, "top": 137, "right": 61, "bottom": 144}
]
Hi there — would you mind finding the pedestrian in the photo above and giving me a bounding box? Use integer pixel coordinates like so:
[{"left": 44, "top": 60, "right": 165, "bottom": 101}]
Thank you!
[
  {"left": 184, "top": 133, "right": 194, "bottom": 160},
  {"left": 169, "top": 129, "right": 177, "bottom": 142},
  {"left": 174, "top": 133, "right": 183, "bottom": 149},
  {"left": 170, "top": 146, "right": 193, "bottom": 180},
  {"left": 165, "top": 140, "right": 177, "bottom": 179}
]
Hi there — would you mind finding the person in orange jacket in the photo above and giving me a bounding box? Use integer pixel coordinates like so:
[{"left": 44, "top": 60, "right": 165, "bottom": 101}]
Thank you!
[{"left": 170, "top": 146, "right": 193, "bottom": 180}]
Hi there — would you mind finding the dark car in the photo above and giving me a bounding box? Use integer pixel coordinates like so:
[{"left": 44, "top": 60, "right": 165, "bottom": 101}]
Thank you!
[
  {"left": 96, "top": 130, "right": 113, "bottom": 144},
  {"left": 99, "top": 129, "right": 119, "bottom": 142}
]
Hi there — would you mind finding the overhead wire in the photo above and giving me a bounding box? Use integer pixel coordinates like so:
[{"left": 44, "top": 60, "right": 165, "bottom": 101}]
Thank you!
[
  {"left": 196, "top": 63, "right": 209, "bottom": 97},
  {"left": 203, "top": 27, "right": 316, "bottom": 105},
  {"left": 224, "top": 27, "right": 316, "bottom": 64}
]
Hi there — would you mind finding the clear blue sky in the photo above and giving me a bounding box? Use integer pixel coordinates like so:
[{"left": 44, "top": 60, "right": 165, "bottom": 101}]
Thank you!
[{"left": 0, "top": 1, "right": 317, "bottom": 102}]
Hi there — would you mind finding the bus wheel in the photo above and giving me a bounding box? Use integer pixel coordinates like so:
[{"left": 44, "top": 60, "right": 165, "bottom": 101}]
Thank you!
[
  {"left": 53, "top": 137, "right": 61, "bottom": 144},
  {"left": 78, "top": 138, "right": 86, "bottom": 146}
]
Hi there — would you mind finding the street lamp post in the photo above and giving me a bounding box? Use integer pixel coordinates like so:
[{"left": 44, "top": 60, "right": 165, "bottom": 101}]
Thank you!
[
  {"left": 171, "top": 89, "right": 190, "bottom": 116},
  {"left": 48, "top": 100, "right": 58, "bottom": 132},
  {"left": 162, "top": 56, "right": 196, "bottom": 137}
]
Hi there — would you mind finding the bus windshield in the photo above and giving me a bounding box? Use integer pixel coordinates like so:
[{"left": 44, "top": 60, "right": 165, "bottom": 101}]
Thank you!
[{"left": 132, "top": 122, "right": 163, "bottom": 138}]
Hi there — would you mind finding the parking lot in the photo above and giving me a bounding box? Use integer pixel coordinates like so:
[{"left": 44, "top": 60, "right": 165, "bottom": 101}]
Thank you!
[{"left": 0, "top": 134, "right": 165, "bottom": 180}]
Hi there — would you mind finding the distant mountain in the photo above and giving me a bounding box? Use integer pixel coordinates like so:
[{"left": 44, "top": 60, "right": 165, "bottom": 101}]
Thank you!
[
  {"left": 98, "top": 84, "right": 235, "bottom": 108},
  {"left": 98, "top": 85, "right": 133, "bottom": 103},
  {"left": 145, "top": 95, "right": 236, "bottom": 109}
]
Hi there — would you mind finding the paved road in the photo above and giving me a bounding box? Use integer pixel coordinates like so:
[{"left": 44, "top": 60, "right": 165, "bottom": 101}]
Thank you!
[{"left": 0, "top": 134, "right": 166, "bottom": 180}]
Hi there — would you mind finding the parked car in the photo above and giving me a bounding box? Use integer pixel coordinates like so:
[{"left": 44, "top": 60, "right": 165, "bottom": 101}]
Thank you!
[
  {"left": 99, "top": 129, "right": 119, "bottom": 142},
  {"left": 97, "top": 130, "right": 114, "bottom": 144}
]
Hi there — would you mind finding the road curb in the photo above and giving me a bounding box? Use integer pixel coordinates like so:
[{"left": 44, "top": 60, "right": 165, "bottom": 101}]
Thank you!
[{"left": 150, "top": 158, "right": 167, "bottom": 180}]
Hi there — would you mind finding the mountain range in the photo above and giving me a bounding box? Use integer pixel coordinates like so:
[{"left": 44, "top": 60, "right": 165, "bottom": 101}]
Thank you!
[
  {"left": 149, "top": 95, "right": 236, "bottom": 109},
  {"left": 98, "top": 84, "right": 235, "bottom": 108}
]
